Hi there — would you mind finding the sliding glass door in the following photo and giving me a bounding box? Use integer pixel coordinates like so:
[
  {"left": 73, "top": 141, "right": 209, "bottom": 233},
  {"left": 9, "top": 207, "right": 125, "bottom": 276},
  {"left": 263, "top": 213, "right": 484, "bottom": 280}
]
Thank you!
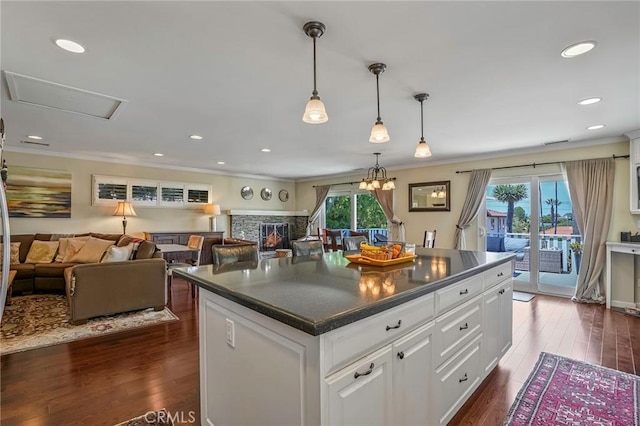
[{"left": 482, "top": 175, "right": 579, "bottom": 297}]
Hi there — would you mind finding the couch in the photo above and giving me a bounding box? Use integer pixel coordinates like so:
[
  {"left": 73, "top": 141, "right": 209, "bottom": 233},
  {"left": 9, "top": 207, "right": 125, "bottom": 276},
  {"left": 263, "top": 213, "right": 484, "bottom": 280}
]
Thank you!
[
  {"left": 6, "top": 232, "right": 167, "bottom": 324},
  {"left": 486, "top": 235, "right": 529, "bottom": 270}
]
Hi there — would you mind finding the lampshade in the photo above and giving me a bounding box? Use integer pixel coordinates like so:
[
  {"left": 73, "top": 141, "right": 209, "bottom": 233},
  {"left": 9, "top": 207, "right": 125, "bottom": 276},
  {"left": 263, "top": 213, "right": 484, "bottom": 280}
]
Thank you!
[
  {"left": 437, "top": 188, "right": 446, "bottom": 198},
  {"left": 370, "top": 122, "right": 390, "bottom": 143},
  {"left": 113, "top": 201, "right": 137, "bottom": 217},
  {"left": 302, "top": 21, "right": 328, "bottom": 124},
  {"left": 368, "top": 63, "right": 390, "bottom": 143},
  {"left": 205, "top": 204, "right": 221, "bottom": 216},
  {"left": 415, "top": 140, "right": 432, "bottom": 158},
  {"left": 303, "top": 98, "right": 328, "bottom": 124}
]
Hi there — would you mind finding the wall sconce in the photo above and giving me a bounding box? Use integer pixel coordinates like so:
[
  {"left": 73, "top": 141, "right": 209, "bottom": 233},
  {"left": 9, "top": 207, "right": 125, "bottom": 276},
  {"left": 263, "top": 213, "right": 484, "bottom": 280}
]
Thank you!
[
  {"left": 204, "top": 204, "right": 221, "bottom": 232},
  {"left": 113, "top": 201, "right": 137, "bottom": 234}
]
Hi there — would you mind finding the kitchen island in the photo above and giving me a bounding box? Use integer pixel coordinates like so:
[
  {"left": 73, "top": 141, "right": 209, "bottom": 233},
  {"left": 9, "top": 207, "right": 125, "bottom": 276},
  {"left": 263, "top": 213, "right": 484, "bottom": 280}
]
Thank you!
[{"left": 174, "top": 248, "right": 514, "bottom": 426}]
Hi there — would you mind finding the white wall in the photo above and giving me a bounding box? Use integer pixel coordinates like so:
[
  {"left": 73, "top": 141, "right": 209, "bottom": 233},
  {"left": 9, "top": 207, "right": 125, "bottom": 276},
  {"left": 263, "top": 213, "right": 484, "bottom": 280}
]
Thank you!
[
  {"left": 295, "top": 141, "right": 636, "bottom": 249},
  {"left": 5, "top": 152, "right": 296, "bottom": 236}
]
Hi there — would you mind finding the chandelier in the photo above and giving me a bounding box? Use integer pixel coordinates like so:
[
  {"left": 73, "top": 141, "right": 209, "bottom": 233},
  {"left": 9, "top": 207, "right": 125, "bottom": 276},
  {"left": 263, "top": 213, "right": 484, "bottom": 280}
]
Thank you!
[{"left": 358, "top": 153, "right": 395, "bottom": 191}]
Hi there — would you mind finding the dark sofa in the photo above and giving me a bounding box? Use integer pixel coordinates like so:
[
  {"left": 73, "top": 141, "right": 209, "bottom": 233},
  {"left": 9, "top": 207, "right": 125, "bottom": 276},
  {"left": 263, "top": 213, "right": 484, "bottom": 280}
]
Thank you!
[{"left": 486, "top": 235, "right": 529, "bottom": 269}]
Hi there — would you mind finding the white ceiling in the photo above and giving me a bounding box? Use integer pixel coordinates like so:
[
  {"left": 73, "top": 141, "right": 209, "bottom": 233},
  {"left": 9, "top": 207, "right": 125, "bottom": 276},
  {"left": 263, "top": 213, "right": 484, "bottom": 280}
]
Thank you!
[{"left": 1, "top": 1, "right": 638, "bottom": 180}]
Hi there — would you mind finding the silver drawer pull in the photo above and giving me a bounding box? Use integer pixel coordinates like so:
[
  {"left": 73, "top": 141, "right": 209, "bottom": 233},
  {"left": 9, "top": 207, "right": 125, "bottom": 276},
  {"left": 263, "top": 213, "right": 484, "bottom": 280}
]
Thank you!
[
  {"left": 354, "top": 363, "right": 374, "bottom": 379},
  {"left": 459, "top": 323, "right": 469, "bottom": 331},
  {"left": 459, "top": 289, "right": 469, "bottom": 295},
  {"left": 459, "top": 373, "right": 468, "bottom": 383},
  {"left": 386, "top": 320, "right": 402, "bottom": 331},
  {"left": 497, "top": 272, "right": 504, "bottom": 277}
]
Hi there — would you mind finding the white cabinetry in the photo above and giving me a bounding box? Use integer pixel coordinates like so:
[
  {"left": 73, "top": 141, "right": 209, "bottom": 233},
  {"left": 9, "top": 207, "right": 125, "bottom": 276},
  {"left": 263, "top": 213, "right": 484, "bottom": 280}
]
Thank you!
[
  {"left": 198, "top": 262, "right": 512, "bottom": 426},
  {"left": 482, "top": 279, "right": 513, "bottom": 377},
  {"left": 629, "top": 131, "right": 640, "bottom": 214},
  {"left": 326, "top": 346, "right": 394, "bottom": 426}
]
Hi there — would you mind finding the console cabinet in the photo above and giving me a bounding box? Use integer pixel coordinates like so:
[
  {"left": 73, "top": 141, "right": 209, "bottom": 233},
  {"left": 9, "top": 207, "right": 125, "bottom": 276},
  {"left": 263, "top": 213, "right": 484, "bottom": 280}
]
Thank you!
[
  {"left": 198, "top": 262, "right": 512, "bottom": 426},
  {"left": 149, "top": 231, "right": 223, "bottom": 265}
]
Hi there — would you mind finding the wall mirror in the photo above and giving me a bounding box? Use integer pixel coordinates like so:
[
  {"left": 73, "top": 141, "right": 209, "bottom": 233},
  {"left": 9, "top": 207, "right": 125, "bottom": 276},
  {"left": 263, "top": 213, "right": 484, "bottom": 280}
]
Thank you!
[
  {"left": 241, "top": 186, "right": 254, "bottom": 200},
  {"left": 409, "top": 181, "right": 451, "bottom": 212}
]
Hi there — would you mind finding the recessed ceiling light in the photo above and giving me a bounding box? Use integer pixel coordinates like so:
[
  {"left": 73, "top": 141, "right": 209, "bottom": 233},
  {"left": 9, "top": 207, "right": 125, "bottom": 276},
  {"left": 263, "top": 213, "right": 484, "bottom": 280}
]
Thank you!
[
  {"left": 27, "top": 135, "right": 43, "bottom": 140},
  {"left": 153, "top": 153, "right": 164, "bottom": 157},
  {"left": 587, "top": 124, "right": 605, "bottom": 130},
  {"left": 261, "top": 148, "right": 271, "bottom": 153},
  {"left": 189, "top": 135, "right": 203, "bottom": 140},
  {"left": 561, "top": 41, "right": 597, "bottom": 58},
  {"left": 217, "top": 161, "right": 225, "bottom": 165},
  {"left": 55, "top": 39, "right": 85, "bottom": 53},
  {"left": 577, "top": 97, "right": 602, "bottom": 105}
]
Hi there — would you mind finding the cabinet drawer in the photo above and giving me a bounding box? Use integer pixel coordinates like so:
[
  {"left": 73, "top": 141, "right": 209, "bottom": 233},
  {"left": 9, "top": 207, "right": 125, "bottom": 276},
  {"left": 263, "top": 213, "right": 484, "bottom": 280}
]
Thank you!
[
  {"left": 435, "top": 275, "right": 482, "bottom": 315},
  {"left": 322, "top": 293, "right": 434, "bottom": 376},
  {"left": 433, "top": 335, "right": 482, "bottom": 426},
  {"left": 483, "top": 261, "right": 513, "bottom": 290},
  {"left": 434, "top": 296, "right": 482, "bottom": 366}
]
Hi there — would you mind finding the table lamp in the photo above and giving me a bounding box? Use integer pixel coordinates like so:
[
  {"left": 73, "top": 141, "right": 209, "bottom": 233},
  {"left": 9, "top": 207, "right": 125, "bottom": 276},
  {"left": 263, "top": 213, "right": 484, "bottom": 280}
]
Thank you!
[
  {"left": 205, "top": 204, "right": 221, "bottom": 231},
  {"left": 113, "top": 201, "right": 137, "bottom": 234}
]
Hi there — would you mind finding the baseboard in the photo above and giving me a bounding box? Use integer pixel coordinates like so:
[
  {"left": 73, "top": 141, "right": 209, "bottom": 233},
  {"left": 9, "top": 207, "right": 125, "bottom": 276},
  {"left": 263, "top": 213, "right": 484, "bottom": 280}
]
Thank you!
[{"left": 611, "top": 300, "right": 636, "bottom": 309}]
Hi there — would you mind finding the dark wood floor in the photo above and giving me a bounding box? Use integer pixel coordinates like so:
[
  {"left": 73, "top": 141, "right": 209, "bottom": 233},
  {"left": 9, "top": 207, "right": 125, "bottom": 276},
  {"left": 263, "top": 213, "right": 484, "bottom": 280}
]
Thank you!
[{"left": 2, "top": 280, "right": 639, "bottom": 425}]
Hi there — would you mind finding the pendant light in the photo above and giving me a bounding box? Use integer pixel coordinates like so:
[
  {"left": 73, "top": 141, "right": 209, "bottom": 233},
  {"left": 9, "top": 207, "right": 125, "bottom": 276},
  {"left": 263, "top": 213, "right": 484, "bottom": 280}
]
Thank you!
[
  {"left": 358, "top": 153, "right": 395, "bottom": 191},
  {"left": 368, "top": 63, "right": 390, "bottom": 143},
  {"left": 414, "top": 93, "right": 432, "bottom": 158},
  {"left": 302, "top": 21, "right": 328, "bottom": 124}
]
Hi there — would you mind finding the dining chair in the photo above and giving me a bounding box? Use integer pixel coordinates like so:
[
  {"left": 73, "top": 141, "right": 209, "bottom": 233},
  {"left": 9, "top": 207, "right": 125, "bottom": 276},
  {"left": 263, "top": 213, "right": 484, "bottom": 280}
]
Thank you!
[
  {"left": 423, "top": 230, "right": 437, "bottom": 248},
  {"left": 325, "top": 229, "right": 342, "bottom": 251},
  {"left": 349, "top": 230, "right": 369, "bottom": 243},
  {"left": 342, "top": 236, "right": 367, "bottom": 251},
  {"left": 212, "top": 244, "right": 259, "bottom": 265},
  {"left": 167, "top": 235, "right": 205, "bottom": 298},
  {"left": 291, "top": 240, "right": 325, "bottom": 256}
]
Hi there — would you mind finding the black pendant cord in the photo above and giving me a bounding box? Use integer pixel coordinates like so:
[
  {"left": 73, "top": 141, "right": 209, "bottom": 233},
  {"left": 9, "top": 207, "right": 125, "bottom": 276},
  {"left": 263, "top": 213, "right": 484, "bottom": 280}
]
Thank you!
[
  {"left": 376, "top": 74, "right": 382, "bottom": 122},
  {"left": 312, "top": 36, "right": 318, "bottom": 97}
]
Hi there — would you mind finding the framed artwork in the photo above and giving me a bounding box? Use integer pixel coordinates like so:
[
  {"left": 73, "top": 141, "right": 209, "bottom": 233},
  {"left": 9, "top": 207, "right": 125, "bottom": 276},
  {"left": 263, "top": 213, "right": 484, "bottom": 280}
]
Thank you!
[
  {"left": 6, "top": 166, "right": 72, "bottom": 218},
  {"left": 409, "top": 181, "right": 451, "bottom": 212}
]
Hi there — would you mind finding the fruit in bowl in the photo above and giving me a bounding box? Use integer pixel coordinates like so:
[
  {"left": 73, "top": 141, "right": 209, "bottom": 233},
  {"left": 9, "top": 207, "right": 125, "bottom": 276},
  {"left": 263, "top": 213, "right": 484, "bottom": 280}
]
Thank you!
[{"left": 360, "top": 242, "right": 405, "bottom": 260}]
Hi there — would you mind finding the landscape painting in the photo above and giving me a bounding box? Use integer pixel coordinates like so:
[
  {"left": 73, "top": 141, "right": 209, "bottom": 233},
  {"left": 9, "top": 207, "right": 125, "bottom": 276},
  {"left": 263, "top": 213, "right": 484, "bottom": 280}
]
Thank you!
[{"left": 6, "top": 166, "right": 71, "bottom": 218}]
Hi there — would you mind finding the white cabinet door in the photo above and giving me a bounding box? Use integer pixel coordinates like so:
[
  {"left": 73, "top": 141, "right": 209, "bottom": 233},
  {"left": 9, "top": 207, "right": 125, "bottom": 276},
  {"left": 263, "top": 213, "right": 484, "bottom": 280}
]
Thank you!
[
  {"left": 392, "top": 322, "right": 434, "bottom": 426},
  {"left": 499, "top": 280, "right": 513, "bottom": 358},
  {"left": 482, "top": 279, "right": 513, "bottom": 378},
  {"left": 326, "top": 346, "right": 394, "bottom": 426}
]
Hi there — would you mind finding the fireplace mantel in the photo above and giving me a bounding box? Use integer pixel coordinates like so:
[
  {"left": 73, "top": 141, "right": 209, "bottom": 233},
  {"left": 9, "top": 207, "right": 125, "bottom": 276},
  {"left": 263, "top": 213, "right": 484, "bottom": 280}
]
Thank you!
[{"left": 226, "top": 210, "right": 309, "bottom": 217}]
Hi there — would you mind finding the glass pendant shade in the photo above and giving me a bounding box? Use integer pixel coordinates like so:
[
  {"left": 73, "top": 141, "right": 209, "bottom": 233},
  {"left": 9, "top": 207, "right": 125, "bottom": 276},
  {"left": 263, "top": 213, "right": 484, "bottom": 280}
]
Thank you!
[
  {"left": 303, "top": 97, "right": 328, "bottom": 123},
  {"left": 369, "top": 122, "right": 390, "bottom": 143},
  {"left": 437, "top": 188, "right": 446, "bottom": 198},
  {"left": 414, "top": 140, "right": 432, "bottom": 158},
  {"left": 431, "top": 190, "right": 438, "bottom": 198},
  {"left": 359, "top": 180, "right": 367, "bottom": 190}
]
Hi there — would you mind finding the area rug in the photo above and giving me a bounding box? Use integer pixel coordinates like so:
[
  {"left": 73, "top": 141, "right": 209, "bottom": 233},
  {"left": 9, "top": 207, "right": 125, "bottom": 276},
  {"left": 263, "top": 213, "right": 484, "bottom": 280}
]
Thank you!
[
  {"left": 513, "top": 291, "right": 535, "bottom": 302},
  {"left": 114, "top": 409, "right": 173, "bottom": 426},
  {"left": 1, "top": 294, "right": 178, "bottom": 356},
  {"left": 504, "top": 352, "right": 640, "bottom": 425}
]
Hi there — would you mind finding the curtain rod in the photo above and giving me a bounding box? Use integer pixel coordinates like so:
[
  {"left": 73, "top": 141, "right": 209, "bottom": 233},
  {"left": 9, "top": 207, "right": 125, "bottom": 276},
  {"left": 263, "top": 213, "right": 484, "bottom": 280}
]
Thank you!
[
  {"left": 312, "top": 177, "right": 397, "bottom": 188},
  {"left": 455, "top": 154, "right": 629, "bottom": 174}
]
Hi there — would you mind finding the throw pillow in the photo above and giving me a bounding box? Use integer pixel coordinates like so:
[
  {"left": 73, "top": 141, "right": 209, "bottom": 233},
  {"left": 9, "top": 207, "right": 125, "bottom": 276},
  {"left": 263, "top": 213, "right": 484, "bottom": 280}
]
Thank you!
[
  {"left": 25, "top": 240, "right": 59, "bottom": 264},
  {"left": 66, "top": 237, "right": 115, "bottom": 264},
  {"left": 101, "top": 244, "right": 133, "bottom": 263},
  {"left": 0, "top": 242, "right": 21, "bottom": 266},
  {"left": 58, "top": 236, "right": 90, "bottom": 263}
]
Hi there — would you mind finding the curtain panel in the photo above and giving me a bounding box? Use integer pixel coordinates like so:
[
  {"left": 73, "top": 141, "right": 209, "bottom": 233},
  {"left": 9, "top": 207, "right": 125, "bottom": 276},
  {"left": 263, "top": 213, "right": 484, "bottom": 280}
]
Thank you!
[
  {"left": 372, "top": 189, "right": 405, "bottom": 241},
  {"left": 454, "top": 169, "right": 492, "bottom": 249},
  {"left": 306, "top": 185, "right": 331, "bottom": 237}
]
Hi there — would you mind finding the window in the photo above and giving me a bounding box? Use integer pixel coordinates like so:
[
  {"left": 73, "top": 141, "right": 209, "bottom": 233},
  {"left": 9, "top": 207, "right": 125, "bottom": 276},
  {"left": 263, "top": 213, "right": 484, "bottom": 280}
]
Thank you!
[
  {"left": 93, "top": 175, "right": 127, "bottom": 206},
  {"left": 131, "top": 180, "right": 158, "bottom": 206},
  {"left": 322, "top": 189, "right": 387, "bottom": 239}
]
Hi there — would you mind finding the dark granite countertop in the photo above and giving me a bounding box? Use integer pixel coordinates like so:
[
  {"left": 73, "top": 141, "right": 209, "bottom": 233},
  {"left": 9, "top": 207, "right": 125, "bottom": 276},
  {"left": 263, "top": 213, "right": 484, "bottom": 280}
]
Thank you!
[{"left": 173, "top": 248, "right": 514, "bottom": 336}]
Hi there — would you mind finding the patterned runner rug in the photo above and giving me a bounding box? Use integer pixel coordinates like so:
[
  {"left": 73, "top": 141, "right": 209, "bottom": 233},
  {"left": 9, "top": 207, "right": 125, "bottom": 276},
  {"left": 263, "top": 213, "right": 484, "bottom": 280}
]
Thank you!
[
  {"left": 1, "top": 294, "right": 178, "bottom": 356},
  {"left": 505, "top": 352, "right": 640, "bottom": 425},
  {"left": 113, "top": 409, "right": 174, "bottom": 426}
]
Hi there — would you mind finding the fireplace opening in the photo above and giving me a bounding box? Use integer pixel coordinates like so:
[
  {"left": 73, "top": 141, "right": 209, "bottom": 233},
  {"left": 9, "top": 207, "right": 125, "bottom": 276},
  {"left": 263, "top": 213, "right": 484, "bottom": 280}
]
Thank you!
[{"left": 260, "top": 223, "right": 290, "bottom": 252}]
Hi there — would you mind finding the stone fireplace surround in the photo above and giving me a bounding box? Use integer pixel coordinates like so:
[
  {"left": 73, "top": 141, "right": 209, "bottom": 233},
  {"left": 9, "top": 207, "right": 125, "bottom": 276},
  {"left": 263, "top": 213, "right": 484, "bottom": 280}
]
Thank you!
[{"left": 227, "top": 210, "right": 309, "bottom": 251}]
